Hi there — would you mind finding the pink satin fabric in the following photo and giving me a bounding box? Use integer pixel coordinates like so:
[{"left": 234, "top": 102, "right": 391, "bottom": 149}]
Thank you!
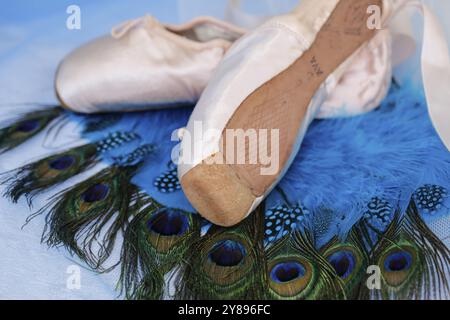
[{"left": 55, "top": 16, "right": 245, "bottom": 113}]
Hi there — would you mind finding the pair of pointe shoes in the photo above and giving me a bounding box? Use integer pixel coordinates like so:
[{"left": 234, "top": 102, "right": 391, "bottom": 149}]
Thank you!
[{"left": 54, "top": 0, "right": 419, "bottom": 226}]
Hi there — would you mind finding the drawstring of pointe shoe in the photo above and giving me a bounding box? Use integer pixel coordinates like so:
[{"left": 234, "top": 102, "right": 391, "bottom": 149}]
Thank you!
[
  {"left": 111, "top": 15, "right": 157, "bottom": 39},
  {"left": 387, "top": 0, "right": 450, "bottom": 151}
]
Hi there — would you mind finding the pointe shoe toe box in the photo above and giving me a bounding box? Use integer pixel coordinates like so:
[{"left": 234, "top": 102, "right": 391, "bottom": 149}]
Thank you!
[{"left": 180, "top": 159, "right": 257, "bottom": 227}]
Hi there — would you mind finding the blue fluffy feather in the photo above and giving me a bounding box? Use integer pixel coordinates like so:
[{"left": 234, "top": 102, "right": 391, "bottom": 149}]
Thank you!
[{"left": 269, "top": 82, "right": 450, "bottom": 244}]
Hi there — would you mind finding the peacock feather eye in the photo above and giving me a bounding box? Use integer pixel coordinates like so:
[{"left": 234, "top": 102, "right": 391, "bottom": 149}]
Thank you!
[
  {"left": 201, "top": 237, "right": 252, "bottom": 287},
  {"left": 145, "top": 208, "right": 192, "bottom": 254},
  {"left": 81, "top": 183, "right": 110, "bottom": 203},
  {"left": 322, "top": 244, "right": 365, "bottom": 287},
  {"left": 270, "top": 261, "right": 306, "bottom": 283},
  {"left": 326, "top": 250, "right": 356, "bottom": 280},
  {"left": 1, "top": 107, "right": 62, "bottom": 153},
  {"left": 16, "top": 119, "right": 40, "bottom": 133},
  {"left": 384, "top": 251, "right": 412, "bottom": 272},
  {"left": 10, "top": 119, "right": 44, "bottom": 141},
  {"left": 48, "top": 155, "right": 76, "bottom": 171},
  {"left": 268, "top": 258, "right": 314, "bottom": 298},
  {"left": 208, "top": 240, "right": 246, "bottom": 267},
  {"left": 146, "top": 208, "right": 189, "bottom": 237},
  {"left": 379, "top": 245, "right": 417, "bottom": 287}
]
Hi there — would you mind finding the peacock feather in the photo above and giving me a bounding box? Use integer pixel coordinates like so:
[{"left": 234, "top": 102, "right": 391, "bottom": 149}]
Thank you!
[
  {"left": 1, "top": 143, "right": 98, "bottom": 205},
  {"left": 120, "top": 196, "right": 201, "bottom": 299},
  {"left": 129, "top": 269, "right": 166, "bottom": 300},
  {"left": 320, "top": 230, "right": 369, "bottom": 299},
  {"left": 25, "top": 143, "right": 156, "bottom": 269},
  {"left": 29, "top": 165, "right": 141, "bottom": 269},
  {"left": 0, "top": 131, "right": 141, "bottom": 205},
  {"left": 265, "top": 230, "right": 346, "bottom": 300},
  {"left": 0, "top": 107, "right": 63, "bottom": 153},
  {"left": 368, "top": 200, "right": 450, "bottom": 300},
  {"left": 174, "top": 208, "right": 266, "bottom": 300}
]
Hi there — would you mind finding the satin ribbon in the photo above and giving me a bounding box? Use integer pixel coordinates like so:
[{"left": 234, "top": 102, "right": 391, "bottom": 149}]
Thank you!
[
  {"left": 387, "top": 0, "right": 450, "bottom": 151},
  {"left": 413, "top": 1, "right": 450, "bottom": 151}
]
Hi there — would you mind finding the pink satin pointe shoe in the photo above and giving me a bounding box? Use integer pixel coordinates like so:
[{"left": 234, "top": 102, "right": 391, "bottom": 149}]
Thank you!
[
  {"left": 55, "top": 15, "right": 245, "bottom": 113},
  {"left": 178, "top": 0, "right": 450, "bottom": 227}
]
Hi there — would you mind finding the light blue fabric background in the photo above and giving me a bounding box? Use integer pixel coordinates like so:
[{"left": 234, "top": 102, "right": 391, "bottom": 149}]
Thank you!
[
  {"left": 0, "top": 0, "right": 449, "bottom": 300},
  {"left": 0, "top": 0, "right": 184, "bottom": 300}
]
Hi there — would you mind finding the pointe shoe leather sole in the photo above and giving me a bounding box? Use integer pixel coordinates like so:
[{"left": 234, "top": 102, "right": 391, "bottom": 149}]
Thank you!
[{"left": 182, "top": 0, "right": 382, "bottom": 227}]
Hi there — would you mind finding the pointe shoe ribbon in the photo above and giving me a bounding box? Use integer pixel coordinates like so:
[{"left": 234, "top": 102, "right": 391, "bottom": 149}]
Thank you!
[
  {"left": 386, "top": 0, "right": 450, "bottom": 150},
  {"left": 413, "top": 1, "right": 450, "bottom": 151}
]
